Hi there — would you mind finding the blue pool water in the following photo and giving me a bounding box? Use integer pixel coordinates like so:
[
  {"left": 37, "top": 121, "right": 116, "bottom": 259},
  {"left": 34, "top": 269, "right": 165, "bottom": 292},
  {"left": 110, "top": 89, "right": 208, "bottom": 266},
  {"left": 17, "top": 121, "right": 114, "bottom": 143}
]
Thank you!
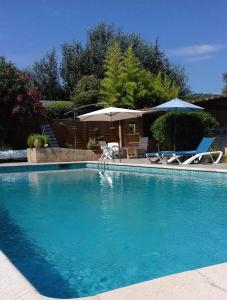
[{"left": 1, "top": 167, "right": 227, "bottom": 298}]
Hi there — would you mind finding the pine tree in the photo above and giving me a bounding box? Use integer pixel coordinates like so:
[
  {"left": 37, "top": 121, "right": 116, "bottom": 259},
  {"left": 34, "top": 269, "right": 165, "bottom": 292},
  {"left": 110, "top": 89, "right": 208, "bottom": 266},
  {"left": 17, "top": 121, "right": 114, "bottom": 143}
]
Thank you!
[
  {"left": 100, "top": 44, "right": 179, "bottom": 109},
  {"left": 120, "top": 46, "right": 145, "bottom": 108},
  {"left": 99, "top": 43, "right": 123, "bottom": 107}
]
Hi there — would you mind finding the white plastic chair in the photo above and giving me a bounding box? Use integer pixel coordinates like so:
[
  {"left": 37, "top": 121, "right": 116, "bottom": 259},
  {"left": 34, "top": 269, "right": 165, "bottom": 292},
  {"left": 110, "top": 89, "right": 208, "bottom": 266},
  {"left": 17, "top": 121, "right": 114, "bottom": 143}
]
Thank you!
[
  {"left": 98, "top": 141, "right": 113, "bottom": 160},
  {"left": 107, "top": 142, "right": 120, "bottom": 159}
]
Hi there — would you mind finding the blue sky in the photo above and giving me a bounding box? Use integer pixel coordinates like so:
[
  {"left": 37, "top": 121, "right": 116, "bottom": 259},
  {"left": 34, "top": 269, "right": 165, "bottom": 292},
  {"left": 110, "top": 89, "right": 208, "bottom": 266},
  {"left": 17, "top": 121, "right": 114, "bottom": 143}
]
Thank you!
[{"left": 0, "top": 0, "right": 226, "bottom": 94}]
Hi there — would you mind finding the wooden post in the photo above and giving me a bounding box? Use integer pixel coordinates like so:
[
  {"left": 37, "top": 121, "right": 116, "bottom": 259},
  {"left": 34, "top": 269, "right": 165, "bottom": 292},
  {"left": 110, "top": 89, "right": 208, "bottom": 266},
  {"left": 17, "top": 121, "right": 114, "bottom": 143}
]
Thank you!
[{"left": 119, "top": 120, "right": 122, "bottom": 147}]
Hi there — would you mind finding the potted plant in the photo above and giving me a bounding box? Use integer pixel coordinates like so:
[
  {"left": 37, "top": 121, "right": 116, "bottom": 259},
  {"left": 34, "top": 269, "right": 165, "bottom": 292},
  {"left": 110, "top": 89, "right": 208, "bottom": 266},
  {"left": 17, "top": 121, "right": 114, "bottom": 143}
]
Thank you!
[
  {"left": 27, "top": 134, "right": 49, "bottom": 149},
  {"left": 87, "top": 138, "right": 97, "bottom": 150},
  {"left": 86, "top": 137, "right": 101, "bottom": 155}
]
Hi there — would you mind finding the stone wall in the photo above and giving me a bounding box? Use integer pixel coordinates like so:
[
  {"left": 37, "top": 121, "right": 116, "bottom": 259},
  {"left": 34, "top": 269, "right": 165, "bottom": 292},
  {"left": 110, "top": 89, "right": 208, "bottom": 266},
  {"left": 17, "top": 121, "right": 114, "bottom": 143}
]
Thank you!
[{"left": 27, "top": 147, "right": 98, "bottom": 163}]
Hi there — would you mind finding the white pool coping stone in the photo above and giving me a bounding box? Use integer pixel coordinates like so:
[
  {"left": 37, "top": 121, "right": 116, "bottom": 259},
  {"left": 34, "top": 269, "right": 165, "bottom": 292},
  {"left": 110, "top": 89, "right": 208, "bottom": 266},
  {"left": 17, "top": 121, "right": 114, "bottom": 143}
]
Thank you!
[
  {"left": 1, "top": 249, "right": 227, "bottom": 300},
  {"left": 1, "top": 160, "right": 227, "bottom": 299}
]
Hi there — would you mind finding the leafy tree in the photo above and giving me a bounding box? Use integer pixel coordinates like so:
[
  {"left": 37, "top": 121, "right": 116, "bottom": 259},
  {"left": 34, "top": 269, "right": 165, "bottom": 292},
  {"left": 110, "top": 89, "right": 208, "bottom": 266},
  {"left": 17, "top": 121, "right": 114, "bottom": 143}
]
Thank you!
[
  {"left": 26, "top": 22, "right": 189, "bottom": 103},
  {"left": 59, "top": 23, "right": 189, "bottom": 97},
  {"left": 71, "top": 75, "right": 100, "bottom": 107},
  {"left": 135, "top": 40, "right": 167, "bottom": 75},
  {"left": 60, "top": 41, "right": 84, "bottom": 94},
  {"left": 118, "top": 46, "right": 162, "bottom": 109},
  {"left": 119, "top": 37, "right": 189, "bottom": 96},
  {"left": 119, "top": 46, "right": 145, "bottom": 108},
  {"left": 121, "top": 46, "right": 179, "bottom": 108},
  {"left": 85, "top": 22, "right": 117, "bottom": 78},
  {"left": 151, "top": 111, "right": 218, "bottom": 151},
  {"left": 184, "top": 93, "right": 216, "bottom": 101},
  {"left": 0, "top": 57, "right": 43, "bottom": 147},
  {"left": 99, "top": 45, "right": 179, "bottom": 109},
  {"left": 147, "top": 72, "right": 179, "bottom": 106},
  {"left": 28, "top": 49, "right": 63, "bottom": 100},
  {"left": 99, "top": 43, "right": 123, "bottom": 107},
  {"left": 166, "top": 64, "right": 190, "bottom": 97},
  {"left": 222, "top": 73, "right": 227, "bottom": 94}
]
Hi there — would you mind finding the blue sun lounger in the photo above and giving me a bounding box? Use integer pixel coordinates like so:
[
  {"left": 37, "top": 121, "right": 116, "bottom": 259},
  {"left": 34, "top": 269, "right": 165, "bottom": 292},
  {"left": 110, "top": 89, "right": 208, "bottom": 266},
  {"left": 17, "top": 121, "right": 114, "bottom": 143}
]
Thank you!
[{"left": 146, "top": 137, "right": 223, "bottom": 165}]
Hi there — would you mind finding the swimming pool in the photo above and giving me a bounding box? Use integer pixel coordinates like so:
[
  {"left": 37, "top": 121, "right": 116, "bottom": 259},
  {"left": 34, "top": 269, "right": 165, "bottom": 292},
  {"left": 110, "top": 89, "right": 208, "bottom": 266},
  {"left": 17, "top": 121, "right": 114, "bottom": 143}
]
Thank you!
[{"left": 1, "top": 165, "right": 227, "bottom": 298}]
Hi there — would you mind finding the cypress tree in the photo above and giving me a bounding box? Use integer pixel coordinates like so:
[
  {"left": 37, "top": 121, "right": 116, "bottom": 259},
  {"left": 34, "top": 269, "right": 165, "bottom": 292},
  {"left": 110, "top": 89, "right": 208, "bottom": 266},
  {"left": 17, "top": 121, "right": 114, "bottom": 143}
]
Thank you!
[
  {"left": 120, "top": 46, "right": 148, "bottom": 108},
  {"left": 99, "top": 43, "right": 123, "bottom": 107}
]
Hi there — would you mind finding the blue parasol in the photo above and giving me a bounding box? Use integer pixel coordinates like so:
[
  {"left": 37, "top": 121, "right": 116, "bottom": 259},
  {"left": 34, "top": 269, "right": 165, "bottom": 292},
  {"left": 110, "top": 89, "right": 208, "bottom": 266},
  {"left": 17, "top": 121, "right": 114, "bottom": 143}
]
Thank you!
[{"left": 152, "top": 98, "right": 204, "bottom": 151}]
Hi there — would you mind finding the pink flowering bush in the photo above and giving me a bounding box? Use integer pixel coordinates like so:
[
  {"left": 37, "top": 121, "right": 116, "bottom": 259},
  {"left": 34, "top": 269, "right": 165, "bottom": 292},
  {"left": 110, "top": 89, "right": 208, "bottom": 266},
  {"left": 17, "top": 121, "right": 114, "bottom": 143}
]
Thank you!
[{"left": 0, "top": 57, "right": 44, "bottom": 148}]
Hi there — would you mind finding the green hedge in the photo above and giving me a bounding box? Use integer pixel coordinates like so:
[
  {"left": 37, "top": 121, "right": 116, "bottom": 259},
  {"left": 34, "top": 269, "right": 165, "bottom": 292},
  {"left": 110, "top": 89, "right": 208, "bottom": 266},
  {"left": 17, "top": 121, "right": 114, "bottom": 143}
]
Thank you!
[
  {"left": 43, "top": 101, "right": 74, "bottom": 112},
  {"left": 151, "top": 111, "right": 219, "bottom": 151}
]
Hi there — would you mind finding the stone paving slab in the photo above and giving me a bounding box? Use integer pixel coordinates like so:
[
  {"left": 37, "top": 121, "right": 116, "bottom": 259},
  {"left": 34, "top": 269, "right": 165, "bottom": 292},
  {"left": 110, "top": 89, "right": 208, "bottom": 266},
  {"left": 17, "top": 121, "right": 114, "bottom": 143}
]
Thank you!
[
  {"left": 0, "top": 257, "right": 36, "bottom": 300},
  {"left": 99, "top": 264, "right": 227, "bottom": 300}
]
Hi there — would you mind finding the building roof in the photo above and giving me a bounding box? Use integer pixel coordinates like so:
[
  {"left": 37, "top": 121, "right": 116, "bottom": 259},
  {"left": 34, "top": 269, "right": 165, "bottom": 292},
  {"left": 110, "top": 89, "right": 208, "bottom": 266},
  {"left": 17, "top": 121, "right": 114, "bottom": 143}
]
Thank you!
[{"left": 190, "top": 94, "right": 227, "bottom": 104}]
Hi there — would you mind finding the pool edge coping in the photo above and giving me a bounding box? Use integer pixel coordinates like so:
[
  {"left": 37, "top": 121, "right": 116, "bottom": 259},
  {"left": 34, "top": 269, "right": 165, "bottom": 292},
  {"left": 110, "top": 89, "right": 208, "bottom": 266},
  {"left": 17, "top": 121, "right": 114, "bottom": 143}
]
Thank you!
[
  {"left": 1, "top": 249, "right": 227, "bottom": 300},
  {"left": 1, "top": 160, "right": 227, "bottom": 174}
]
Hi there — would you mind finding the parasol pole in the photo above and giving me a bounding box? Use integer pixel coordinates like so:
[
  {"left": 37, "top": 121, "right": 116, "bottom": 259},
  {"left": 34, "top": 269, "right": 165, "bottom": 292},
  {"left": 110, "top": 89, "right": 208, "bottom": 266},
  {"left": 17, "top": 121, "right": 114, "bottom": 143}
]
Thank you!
[
  {"left": 119, "top": 120, "right": 122, "bottom": 147},
  {"left": 174, "top": 109, "right": 176, "bottom": 152}
]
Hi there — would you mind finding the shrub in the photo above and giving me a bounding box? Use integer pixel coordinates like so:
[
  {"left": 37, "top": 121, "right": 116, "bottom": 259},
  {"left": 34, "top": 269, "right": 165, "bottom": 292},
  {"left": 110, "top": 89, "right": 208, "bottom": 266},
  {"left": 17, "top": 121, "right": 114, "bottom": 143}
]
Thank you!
[
  {"left": 43, "top": 101, "right": 74, "bottom": 118},
  {"left": 151, "top": 111, "right": 218, "bottom": 151},
  {"left": 0, "top": 57, "right": 44, "bottom": 147},
  {"left": 71, "top": 75, "right": 100, "bottom": 107},
  {"left": 0, "top": 144, "right": 12, "bottom": 151},
  {"left": 43, "top": 101, "right": 74, "bottom": 112},
  {"left": 27, "top": 134, "right": 48, "bottom": 149}
]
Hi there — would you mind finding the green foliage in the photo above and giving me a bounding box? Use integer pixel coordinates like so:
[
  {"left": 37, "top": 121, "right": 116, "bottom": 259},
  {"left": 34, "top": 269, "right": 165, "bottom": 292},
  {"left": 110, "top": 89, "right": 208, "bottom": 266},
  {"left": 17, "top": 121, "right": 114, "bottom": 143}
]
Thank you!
[
  {"left": 10, "top": 22, "right": 189, "bottom": 106},
  {"left": 43, "top": 100, "right": 74, "bottom": 118},
  {"left": 0, "top": 57, "right": 43, "bottom": 147},
  {"left": 28, "top": 49, "right": 64, "bottom": 100},
  {"left": 28, "top": 134, "right": 48, "bottom": 148},
  {"left": 71, "top": 75, "right": 100, "bottom": 107},
  {"left": 85, "top": 23, "right": 189, "bottom": 96},
  {"left": 85, "top": 23, "right": 116, "bottom": 78},
  {"left": 120, "top": 46, "right": 147, "bottom": 108},
  {"left": 0, "top": 144, "right": 12, "bottom": 151},
  {"left": 60, "top": 41, "right": 84, "bottom": 94},
  {"left": 183, "top": 93, "right": 217, "bottom": 101},
  {"left": 43, "top": 101, "right": 74, "bottom": 112},
  {"left": 222, "top": 73, "right": 227, "bottom": 94},
  {"left": 27, "top": 134, "right": 48, "bottom": 148},
  {"left": 164, "top": 64, "right": 190, "bottom": 97},
  {"left": 99, "top": 45, "right": 179, "bottom": 109},
  {"left": 99, "top": 43, "right": 123, "bottom": 107},
  {"left": 147, "top": 73, "right": 179, "bottom": 105},
  {"left": 87, "top": 137, "right": 97, "bottom": 149},
  {"left": 151, "top": 112, "right": 218, "bottom": 151}
]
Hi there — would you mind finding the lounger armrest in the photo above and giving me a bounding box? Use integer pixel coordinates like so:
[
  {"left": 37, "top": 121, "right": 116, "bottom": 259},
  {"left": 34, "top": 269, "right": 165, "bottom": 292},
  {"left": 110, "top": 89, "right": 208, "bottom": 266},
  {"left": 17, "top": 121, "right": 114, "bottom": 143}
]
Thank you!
[{"left": 182, "top": 151, "right": 223, "bottom": 165}]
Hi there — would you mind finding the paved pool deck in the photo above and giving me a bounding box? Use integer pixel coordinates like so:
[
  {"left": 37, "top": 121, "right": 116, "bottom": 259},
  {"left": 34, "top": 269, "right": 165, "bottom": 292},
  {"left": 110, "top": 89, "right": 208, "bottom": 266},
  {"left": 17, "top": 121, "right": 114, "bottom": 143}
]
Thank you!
[
  {"left": 113, "top": 157, "right": 227, "bottom": 169},
  {"left": 1, "top": 160, "right": 227, "bottom": 299}
]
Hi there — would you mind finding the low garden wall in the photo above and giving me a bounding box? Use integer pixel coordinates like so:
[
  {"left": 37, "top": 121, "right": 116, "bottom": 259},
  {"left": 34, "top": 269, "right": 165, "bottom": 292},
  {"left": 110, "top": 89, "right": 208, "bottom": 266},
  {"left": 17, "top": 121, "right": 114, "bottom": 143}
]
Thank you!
[{"left": 27, "top": 147, "right": 98, "bottom": 163}]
